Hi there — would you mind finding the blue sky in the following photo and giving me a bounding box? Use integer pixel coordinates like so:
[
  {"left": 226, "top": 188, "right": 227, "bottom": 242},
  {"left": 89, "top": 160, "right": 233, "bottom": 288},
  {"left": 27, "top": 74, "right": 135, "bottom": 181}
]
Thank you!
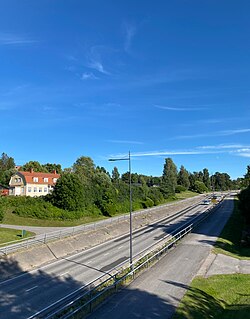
[{"left": 1, "top": 0, "right": 250, "bottom": 179}]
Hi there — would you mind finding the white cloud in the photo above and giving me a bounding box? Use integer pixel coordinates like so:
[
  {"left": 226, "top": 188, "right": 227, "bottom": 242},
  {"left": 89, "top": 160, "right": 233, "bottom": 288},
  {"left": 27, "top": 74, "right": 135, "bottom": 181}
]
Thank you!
[
  {"left": 154, "top": 105, "right": 208, "bottom": 111},
  {"left": 109, "top": 144, "right": 250, "bottom": 159},
  {"left": 0, "top": 32, "right": 36, "bottom": 45},
  {"left": 173, "top": 128, "right": 250, "bottom": 140},
  {"left": 108, "top": 140, "right": 144, "bottom": 145},
  {"left": 81, "top": 72, "right": 98, "bottom": 80},
  {"left": 123, "top": 22, "right": 136, "bottom": 52},
  {"left": 88, "top": 60, "right": 109, "bottom": 75}
]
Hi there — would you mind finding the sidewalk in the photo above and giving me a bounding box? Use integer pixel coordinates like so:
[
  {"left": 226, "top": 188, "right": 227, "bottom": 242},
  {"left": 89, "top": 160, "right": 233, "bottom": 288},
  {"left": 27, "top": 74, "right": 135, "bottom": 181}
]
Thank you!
[{"left": 198, "top": 252, "right": 250, "bottom": 277}]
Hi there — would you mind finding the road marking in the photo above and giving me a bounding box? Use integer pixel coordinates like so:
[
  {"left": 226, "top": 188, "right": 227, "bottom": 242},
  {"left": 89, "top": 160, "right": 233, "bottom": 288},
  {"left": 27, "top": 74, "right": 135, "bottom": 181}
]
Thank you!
[
  {"left": 26, "top": 285, "right": 38, "bottom": 292},
  {"left": 118, "top": 245, "right": 123, "bottom": 249},
  {"left": 59, "top": 272, "right": 68, "bottom": 277},
  {"left": 104, "top": 252, "right": 110, "bottom": 256}
]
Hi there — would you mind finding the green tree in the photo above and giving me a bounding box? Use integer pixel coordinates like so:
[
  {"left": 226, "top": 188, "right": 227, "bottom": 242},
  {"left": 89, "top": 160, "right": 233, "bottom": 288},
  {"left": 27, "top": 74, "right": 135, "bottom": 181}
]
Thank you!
[
  {"left": 243, "top": 165, "right": 250, "bottom": 187},
  {"left": 73, "top": 156, "right": 95, "bottom": 180},
  {"left": 42, "top": 163, "right": 62, "bottom": 174},
  {"left": 193, "top": 181, "right": 208, "bottom": 193},
  {"left": 238, "top": 185, "right": 250, "bottom": 225},
  {"left": 22, "top": 161, "right": 46, "bottom": 172},
  {"left": 203, "top": 168, "right": 211, "bottom": 190},
  {"left": 0, "top": 152, "right": 15, "bottom": 186},
  {"left": 177, "top": 165, "right": 190, "bottom": 190},
  {"left": 161, "top": 158, "right": 178, "bottom": 197},
  {"left": 111, "top": 166, "right": 120, "bottom": 183},
  {"left": 50, "top": 173, "right": 85, "bottom": 211}
]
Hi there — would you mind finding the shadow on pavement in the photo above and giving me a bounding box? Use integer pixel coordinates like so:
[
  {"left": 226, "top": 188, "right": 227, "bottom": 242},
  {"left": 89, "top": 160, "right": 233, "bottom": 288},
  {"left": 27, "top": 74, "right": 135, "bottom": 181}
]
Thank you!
[{"left": 0, "top": 256, "right": 86, "bottom": 319}]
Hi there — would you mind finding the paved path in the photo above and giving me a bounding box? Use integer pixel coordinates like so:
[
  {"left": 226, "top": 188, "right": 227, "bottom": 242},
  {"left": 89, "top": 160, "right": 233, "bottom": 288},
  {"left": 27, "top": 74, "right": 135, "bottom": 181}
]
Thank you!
[
  {"left": 0, "top": 224, "right": 68, "bottom": 235},
  {"left": 89, "top": 197, "right": 235, "bottom": 319},
  {"left": 199, "top": 252, "right": 250, "bottom": 277}
]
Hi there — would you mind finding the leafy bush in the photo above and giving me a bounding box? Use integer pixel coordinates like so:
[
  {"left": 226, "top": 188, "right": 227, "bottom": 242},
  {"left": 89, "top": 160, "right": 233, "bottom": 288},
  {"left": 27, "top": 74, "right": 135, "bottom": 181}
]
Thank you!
[
  {"left": 238, "top": 186, "right": 250, "bottom": 225},
  {"left": 193, "top": 181, "right": 208, "bottom": 194},
  {"left": 175, "top": 185, "right": 187, "bottom": 193},
  {"left": 3, "top": 196, "right": 101, "bottom": 221},
  {"left": 0, "top": 206, "right": 4, "bottom": 222},
  {"left": 141, "top": 197, "right": 154, "bottom": 209}
]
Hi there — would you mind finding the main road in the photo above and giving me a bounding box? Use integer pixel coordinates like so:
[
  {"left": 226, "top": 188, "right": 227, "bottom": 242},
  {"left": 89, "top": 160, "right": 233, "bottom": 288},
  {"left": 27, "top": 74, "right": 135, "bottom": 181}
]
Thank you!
[{"left": 0, "top": 196, "right": 217, "bottom": 319}]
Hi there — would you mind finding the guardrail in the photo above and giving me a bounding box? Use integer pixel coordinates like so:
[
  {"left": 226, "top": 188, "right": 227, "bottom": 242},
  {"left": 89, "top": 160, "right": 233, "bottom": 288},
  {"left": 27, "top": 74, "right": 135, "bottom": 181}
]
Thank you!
[
  {"left": 0, "top": 195, "right": 204, "bottom": 256},
  {"left": 32, "top": 198, "right": 224, "bottom": 319}
]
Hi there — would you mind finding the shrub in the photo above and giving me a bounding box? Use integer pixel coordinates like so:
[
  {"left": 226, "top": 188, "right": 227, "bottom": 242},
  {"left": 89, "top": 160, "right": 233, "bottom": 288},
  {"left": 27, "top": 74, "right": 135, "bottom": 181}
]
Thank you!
[{"left": 175, "top": 185, "right": 187, "bottom": 193}]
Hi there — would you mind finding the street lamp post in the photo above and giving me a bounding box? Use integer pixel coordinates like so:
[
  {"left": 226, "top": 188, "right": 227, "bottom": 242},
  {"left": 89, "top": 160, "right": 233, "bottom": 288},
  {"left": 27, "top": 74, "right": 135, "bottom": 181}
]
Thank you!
[{"left": 109, "top": 151, "right": 133, "bottom": 270}]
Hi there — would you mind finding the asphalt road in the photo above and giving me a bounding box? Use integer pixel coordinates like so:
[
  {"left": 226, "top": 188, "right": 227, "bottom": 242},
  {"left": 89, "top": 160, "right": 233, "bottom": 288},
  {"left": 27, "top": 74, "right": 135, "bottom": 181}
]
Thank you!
[
  {"left": 0, "top": 197, "right": 217, "bottom": 319},
  {"left": 89, "top": 197, "right": 234, "bottom": 319}
]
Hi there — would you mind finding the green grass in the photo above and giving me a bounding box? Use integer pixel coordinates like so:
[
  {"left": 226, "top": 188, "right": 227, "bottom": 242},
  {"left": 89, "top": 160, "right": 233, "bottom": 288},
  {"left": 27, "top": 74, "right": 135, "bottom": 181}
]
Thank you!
[
  {"left": 2, "top": 210, "right": 108, "bottom": 227},
  {"left": 0, "top": 227, "right": 35, "bottom": 245},
  {"left": 173, "top": 274, "right": 250, "bottom": 319},
  {"left": 213, "top": 198, "right": 250, "bottom": 260},
  {"left": 175, "top": 190, "right": 200, "bottom": 200}
]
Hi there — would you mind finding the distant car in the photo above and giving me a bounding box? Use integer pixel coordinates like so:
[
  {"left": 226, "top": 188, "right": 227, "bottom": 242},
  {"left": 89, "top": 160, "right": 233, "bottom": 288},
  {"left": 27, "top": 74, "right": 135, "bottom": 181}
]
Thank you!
[{"left": 202, "top": 199, "right": 211, "bottom": 205}]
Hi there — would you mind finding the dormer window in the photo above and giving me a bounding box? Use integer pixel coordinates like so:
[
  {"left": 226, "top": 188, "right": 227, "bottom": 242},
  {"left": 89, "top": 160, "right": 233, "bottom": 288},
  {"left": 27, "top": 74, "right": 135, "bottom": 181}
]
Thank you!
[
  {"left": 53, "top": 178, "right": 57, "bottom": 183},
  {"left": 33, "top": 177, "right": 38, "bottom": 182},
  {"left": 44, "top": 178, "right": 48, "bottom": 182}
]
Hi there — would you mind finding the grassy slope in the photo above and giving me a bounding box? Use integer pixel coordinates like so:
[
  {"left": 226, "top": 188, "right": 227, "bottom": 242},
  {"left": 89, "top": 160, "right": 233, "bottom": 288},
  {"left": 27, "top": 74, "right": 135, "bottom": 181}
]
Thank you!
[
  {"left": 174, "top": 197, "right": 250, "bottom": 319},
  {"left": 213, "top": 198, "right": 250, "bottom": 260},
  {"left": 174, "top": 274, "right": 250, "bottom": 319},
  {"left": 2, "top": 190, "right": 199, "bottom": 227},
  {"left": 0, "top": 228, "right": 35, "bottom": 245}
]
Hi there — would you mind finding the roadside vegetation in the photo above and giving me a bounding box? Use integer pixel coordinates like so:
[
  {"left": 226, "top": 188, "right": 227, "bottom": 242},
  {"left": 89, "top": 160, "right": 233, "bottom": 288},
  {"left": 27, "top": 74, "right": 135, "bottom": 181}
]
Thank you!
[
  {"left": 173, "top": 274, "right": 250, "bottom": 319},
  {"left": 0, "top": 228, "right": 35, "bottom": 245},
  {"left": 0, "top": 152, "right": 242, "bottom": 229},
  {"left": 213, "top": 198, "right": 250, "bottom": 259}
]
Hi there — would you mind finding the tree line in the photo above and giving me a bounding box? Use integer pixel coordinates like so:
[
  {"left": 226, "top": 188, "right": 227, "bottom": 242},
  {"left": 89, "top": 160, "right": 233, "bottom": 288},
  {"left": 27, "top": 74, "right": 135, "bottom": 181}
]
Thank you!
[{"left": 0, "top": 152, "right": 244, "bottom": 221}]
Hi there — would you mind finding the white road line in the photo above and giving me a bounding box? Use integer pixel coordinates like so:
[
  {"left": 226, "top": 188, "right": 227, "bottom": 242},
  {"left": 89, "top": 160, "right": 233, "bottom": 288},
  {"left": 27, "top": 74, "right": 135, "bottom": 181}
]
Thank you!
[
  {"left": 118, "top": 246, "right": 123, "bottom": 249},
  {"left": 104, "top": 252, "right": 110, "bottom": 256},
  {"left": 59, "top": 272, "right": 68, "bottom": 277},
  {"left": 26, "top": 285, "right": 38, "bottom": 292}
]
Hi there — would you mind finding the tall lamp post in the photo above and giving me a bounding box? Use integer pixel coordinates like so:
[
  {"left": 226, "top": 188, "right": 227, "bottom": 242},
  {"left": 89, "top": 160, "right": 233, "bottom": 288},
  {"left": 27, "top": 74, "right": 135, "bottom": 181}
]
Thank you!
[{"left": 109, "top": 151, "right": 133, "bottom": 270}]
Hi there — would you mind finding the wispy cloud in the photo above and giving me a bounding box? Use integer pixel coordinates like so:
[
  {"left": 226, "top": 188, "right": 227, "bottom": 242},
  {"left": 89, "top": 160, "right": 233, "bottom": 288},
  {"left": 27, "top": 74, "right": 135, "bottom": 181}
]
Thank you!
[
  {"left": 0, "top": 32, "right": 36, "bottom": 46},
  {"left": 108, "top": 143, "right": 250, "bottom": 159},
  {"left": 88, "top": 60, "right": 109, "bottom": 75},
  {"left": 173, "top": 128, "right": 250, "bottom": 140},
  {"left": 154, "top": 105, "right": 208, "bottom": 111},
  {"left": 108, "top": 139, "right": 144, "bottom": 145},
  {"left": 81, "top": 72, "right": 98, "bottom": 80},
  {"left": 123, "top": 22, "right": 136, "bottom": 52}
]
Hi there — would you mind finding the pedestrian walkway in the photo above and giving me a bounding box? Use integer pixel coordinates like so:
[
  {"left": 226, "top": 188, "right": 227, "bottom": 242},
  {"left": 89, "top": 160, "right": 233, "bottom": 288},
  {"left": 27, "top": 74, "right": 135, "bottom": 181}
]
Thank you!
[
  {"left": 198, "top": 252, "right": 250, "bottom": 277},
  {"left": 0, "top": 224, "right": 69, "bottom": 235}
]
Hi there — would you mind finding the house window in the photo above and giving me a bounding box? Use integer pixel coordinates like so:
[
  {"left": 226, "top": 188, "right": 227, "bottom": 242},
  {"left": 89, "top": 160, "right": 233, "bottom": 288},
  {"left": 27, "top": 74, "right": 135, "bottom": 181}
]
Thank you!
[
  {"left": 39, "top": 187, "right": 42, "bottom": 193},
  {"left": 15, "top": 178, "right": 21, "bottom": 183},
  {"left": 28, "top": 187, "right": 32, "bottom": 192},
  {"left": 34, "top": 187, "right": 37, "bottom": 192},
  {"left": 33, "top": 177, "right": 38, "bottom": 182},
  {"left": 44, "top": 187, "right": 48, "bottom": 193},
  {"left": 44, "top": 178, "right": 48, "bottom": 182},
  {"left": 53, "top": 178, "right": 57, "bottom": 183}
]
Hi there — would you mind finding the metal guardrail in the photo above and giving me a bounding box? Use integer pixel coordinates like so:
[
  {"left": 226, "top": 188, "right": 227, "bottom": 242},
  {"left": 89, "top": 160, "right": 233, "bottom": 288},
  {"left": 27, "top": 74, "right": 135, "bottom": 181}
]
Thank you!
[
  {"left": 0, "top": 195, "right": 204, "bottom": 255},
  {"left": 32, "top": 198, "right": 224, "bottom": 319}
]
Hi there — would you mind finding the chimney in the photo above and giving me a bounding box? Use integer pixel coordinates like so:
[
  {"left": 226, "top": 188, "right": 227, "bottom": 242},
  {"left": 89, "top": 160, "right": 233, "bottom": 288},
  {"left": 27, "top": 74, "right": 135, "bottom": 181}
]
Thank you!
[
  {"left": 30, "top": 168, "right": 34, "bottom": 173},
  {"left": 52, "top": 170, "right": 57, "bottom": 174}
]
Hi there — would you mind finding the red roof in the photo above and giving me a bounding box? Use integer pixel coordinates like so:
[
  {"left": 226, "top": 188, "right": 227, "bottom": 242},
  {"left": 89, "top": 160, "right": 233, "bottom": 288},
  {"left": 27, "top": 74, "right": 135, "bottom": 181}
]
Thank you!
[{"left": 18, "top": 170, "right": 60, "bottom": 186}]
